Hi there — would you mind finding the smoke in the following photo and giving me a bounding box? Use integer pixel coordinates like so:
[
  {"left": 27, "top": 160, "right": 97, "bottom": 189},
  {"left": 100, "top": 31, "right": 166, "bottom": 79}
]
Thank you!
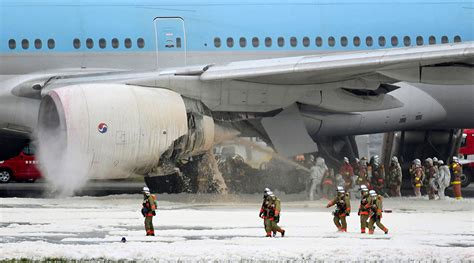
[
  {"left": 35, "top": 98, "right": 91, "bottom": 197},
  {"left": 233, "top": 137, "right": 311, "bottom": 173}
]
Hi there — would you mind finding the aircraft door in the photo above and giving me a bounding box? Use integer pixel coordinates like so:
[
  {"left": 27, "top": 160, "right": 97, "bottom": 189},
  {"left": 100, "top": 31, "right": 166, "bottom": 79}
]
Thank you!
[{"left": 154, "top": 17, "right": 186, "bottom": 69}]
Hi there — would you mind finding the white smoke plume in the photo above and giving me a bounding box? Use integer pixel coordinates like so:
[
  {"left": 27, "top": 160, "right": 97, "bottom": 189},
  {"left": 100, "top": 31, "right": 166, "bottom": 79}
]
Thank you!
[{"left": 35, "top": 126, "right": 91, "bottom": 197}]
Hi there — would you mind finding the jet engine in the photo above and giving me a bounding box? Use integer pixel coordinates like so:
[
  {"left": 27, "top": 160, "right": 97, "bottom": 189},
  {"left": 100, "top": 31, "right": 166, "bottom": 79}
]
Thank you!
[{"left": 37, "top": 84, "right": 190, "bottom": 179}]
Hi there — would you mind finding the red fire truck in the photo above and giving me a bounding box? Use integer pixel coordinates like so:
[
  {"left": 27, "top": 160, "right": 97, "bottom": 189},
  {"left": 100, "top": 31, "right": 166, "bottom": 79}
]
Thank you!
[
  {"left": 459, "top": 129, "right": 474, "bottom": 187},
  {"left": 0, "top": 144, "right": 42, "bottom": 183}
]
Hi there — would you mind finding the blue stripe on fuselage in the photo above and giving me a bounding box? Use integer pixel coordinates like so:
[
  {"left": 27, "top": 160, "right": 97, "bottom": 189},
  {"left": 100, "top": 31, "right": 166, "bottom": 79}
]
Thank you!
[{"left": 0, "top": 0, "right": 473, "bottom": 53}]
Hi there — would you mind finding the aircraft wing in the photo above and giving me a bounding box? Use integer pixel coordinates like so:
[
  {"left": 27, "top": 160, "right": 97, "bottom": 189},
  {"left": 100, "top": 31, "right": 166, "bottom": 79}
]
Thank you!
[{"left": 200, "top": 42, "right": 474, "bottom": 85}]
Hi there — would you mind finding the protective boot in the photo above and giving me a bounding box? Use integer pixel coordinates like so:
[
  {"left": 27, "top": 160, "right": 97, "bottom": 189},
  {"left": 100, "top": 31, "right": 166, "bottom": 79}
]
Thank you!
[
  {"left": 361, "top": 228, "right": 366, "bottom": 234},
  {"left": 265, "top": 232, "right": 272, "bottom": 237},
  {"left": 368, "top": 229, "right": 374, "bottom": 235}
]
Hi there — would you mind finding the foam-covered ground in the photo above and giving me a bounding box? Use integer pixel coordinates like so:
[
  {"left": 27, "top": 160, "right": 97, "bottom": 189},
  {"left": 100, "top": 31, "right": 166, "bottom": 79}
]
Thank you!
[{"left": 1, "top": 194, "right": 473, "bottom": 261}]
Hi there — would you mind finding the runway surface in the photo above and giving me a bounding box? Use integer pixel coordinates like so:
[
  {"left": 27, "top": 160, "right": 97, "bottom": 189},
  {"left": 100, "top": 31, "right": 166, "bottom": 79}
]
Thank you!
[{"left": 1, "top": 194, "right": 473, "bottom": 261}]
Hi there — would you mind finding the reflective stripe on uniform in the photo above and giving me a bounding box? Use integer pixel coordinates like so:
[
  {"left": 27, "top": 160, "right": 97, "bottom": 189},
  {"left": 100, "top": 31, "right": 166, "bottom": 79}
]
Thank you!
[{"left": 451, "top": 181, "right": 461, "bottom": 185}]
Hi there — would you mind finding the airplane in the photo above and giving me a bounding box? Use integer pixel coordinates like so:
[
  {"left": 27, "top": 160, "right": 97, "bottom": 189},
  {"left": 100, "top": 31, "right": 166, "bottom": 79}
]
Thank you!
[{"left": 0, "top": 0, "right": 473, "bottom": 185}]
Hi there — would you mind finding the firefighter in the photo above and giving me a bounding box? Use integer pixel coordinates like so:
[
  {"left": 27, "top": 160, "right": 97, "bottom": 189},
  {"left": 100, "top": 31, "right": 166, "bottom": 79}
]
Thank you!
[
  {"left": 309, "top": 157, "right": 326, "bottom": 200},
  {"left": 369, "top": 155, "right": 386, "bottom": 196},
  {"left": 411, "top": 159, "right": 424, "bottom": 197},
  {"left": 352, "top": 158, "right": 360, "bottom": 187},
  {"left": 319, "top": 158, "right": 334, "bottom": 199},
  {"left": 437, "top": 160, "right": 451, "bottom": 199},
  {"left": 259, "top": 188, "right": 272, "bottom": 234},
  {"left": 260, "top": 191, "right": 285, "bottom": 237},
  {"left": 388, "top": 156, "right": 402, "bottom": 197},
  {"left": 356, "top": 157, "right": 370, "bottom": 188},
  {"left": 326, "top": 186, "right": 351, "bottom": 232},
  {"left": 450, "top": 156, "right": 463, "bottom": 199},
  {"left": 141, "top": 186, "right": 157, "bottom": 236},
  {"left": 358, "top": 185, "right": 371, "bottom": 233},
  {"left": 339, "top": 157, "right": 354, "bottom": 192},
  {"left": 368, "top": 190, "right": 389, "bottom": 234},
  {"left": 425, "top": 158, "right": 438, "bottom": 200}
]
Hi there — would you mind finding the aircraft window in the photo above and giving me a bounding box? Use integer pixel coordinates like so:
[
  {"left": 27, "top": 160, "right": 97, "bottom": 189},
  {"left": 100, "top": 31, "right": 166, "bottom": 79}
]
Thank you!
[
  {"left": 441, "top": 36, "right": 448, "bottom": 44},
  {"left": 137, "top": 38, "right": 145, "bottom": 48},
  {"left": 86, "top": 38, "right": 94, "bottom": 49},
  {"left": 227, "top": 37, "right": 234, "bottom": 48},
  {"left": 112, "top": 38, "right": 119, "bottom": 48},
  {"left": 416, "top": 36, "right": 423, "bottom": 46},
  {"left": 365, "top": 36, "right": 373, "bottom": 47},
  {"left": 328, "top": 36, "right": 335, "bottom": 47},
  {"left": 378, "top": 36, "right": 386, "bottom": 47},
  {"left": 239, "top": 37, "right": 246, "bottom": 47},
  {"left": 391, "top": 36, "right": 398, "bottom": 46},
  {"left": 315, "top": 37, "right": 323, "bottom": 47},
  {"left": 73, "top": 38, "right": 81, "bottom": 49},
  {"left": 176, "top": 38, "right": 181, "bottom": 48},
  {"left": 353, "top": 36, "right": 360, "bottom": 47},
  {"left": 454, "top": 35, "right": 461, "bottom": 43},
  {"left": 21, "top": 39, "right": 29, "bottom": 49},
  {"left": 124, "top": 38, "right": 132, "bottom": 48},
  {"left": 429, "top": 36, "right": 436, "bottom": 45},
  {"left": 290, "top": 37, "right": 297, "bottom": 47},
  {"left": 403, "top": 36, "right": 411, "bottom": 46},
  {"left": 8, "top": 39, "right": 16, "bottom": 49},
  {"left": 47, "top": 39, "right": 55, "bottom": 49},
  {"left": 252, "top": 37, "right": 259, "bottom": 47},
  {"left": 214, "top": 37, "right": 221, "bottom": 48},
  {"left": 99, "top": 38, "right": 106, "bottom": 49},
  {"left": 340, "top": 36, "right": 348, "bottom": 47},
  {"left": 277, "top": 37, "right": 284, "bottom": 47},
  {"left": 34, "top": 39, "right": 42, "bottom": 49},
  {"left": 265, "top": 37, "right": 272, "bottom": 47},
  {"left": 303, "top": 37, "right": 310, "bottom": 47}
]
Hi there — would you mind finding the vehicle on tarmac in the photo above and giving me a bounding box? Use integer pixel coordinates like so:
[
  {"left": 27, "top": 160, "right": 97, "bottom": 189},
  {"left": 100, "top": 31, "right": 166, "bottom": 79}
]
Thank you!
[
  {"left": 0, "top": 144, "right": 41, "bottom": 183},
  {"left": 459, "top": 129, "right": 474, "bottom": 187}
]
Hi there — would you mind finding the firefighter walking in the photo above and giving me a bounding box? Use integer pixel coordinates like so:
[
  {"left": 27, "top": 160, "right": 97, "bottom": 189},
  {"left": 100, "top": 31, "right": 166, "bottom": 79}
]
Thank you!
[
  {"left": 368, "top": 190, "right": 389, "bottom": 234},
  {"left": 358, "top": 185, "right": 371, "bottom": 233},
  {"left": 141, "top": 186, "right": 157, "bottom": 236},
  {"left": 259, "top": 189, "right": 285, "bottom": 237},
  {"left": 326, "top": 186, "right": 351, "bottom": 232}
]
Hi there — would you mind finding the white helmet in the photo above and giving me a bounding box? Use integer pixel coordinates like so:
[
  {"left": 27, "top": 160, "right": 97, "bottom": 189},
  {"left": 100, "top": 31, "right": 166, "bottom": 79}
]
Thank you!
[
  {"left": 264, "top": 187, "right": 271, "bottom": 193},
  {"left": 391, "top": 156, "right": 398, "bottom": 163},
  {"left": 369, "top": 190, "right": 377, "bottom": 197},
  {"left": 360, "top": 185, "right": 368, "bottom": 192},
  {"left": 432, "top": 157, "right": 438, "bottom": 163},
  {"left": 438, "top": 160, "right": 444, "bottom": 165},
  {"left": 142, "top": 186, "right": 150, "bottom": 194},
  {"left": 425, "top": 158, "right": 433, "bottom": 166},
  {"left": 336, "top": 186, "right": 345, "bottom": 193},
  {"left": 453, "top": 156, "right": 459, "bottom": 163},
  {"left": 414, "top": 159, "right": 421, "bottom": 166},
  {"left": 343, "top": 157, "right": 349, "bottom": 163}
]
